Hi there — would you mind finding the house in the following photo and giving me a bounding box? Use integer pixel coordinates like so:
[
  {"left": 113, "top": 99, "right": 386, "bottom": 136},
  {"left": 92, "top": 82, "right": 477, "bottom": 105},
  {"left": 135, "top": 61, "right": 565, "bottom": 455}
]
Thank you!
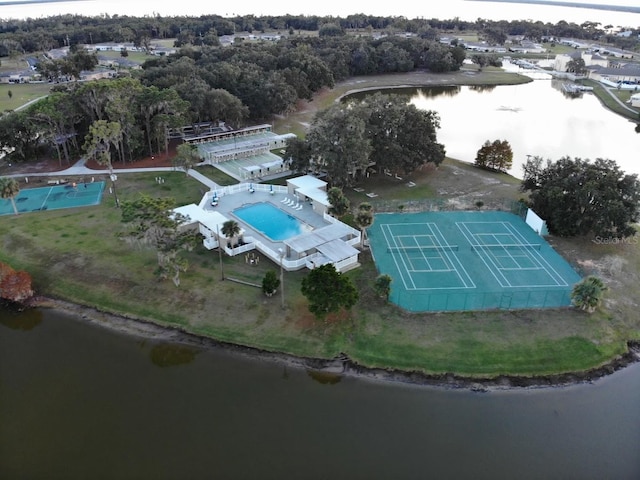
[
  {"left": 554, "top": 51, "right": 608, "bottom": 72},
  {"left": 508, "top": 41, "right": 545, "bottom": 54},
  {"left": 587, "top": 65, "right": 640, "bottom": 85}
]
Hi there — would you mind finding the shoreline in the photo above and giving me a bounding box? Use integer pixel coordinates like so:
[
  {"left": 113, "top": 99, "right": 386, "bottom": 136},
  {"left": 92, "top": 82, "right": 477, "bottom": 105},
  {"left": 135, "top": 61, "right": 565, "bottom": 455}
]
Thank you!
[{"left": 31, "top": 296, "right": 640, "bottom": 392}]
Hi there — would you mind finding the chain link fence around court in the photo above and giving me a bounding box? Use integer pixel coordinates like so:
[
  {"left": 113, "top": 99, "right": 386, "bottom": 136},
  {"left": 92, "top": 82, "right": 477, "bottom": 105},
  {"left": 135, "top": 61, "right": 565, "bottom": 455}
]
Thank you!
[
  {"left": 370, "top": 197, "right": 528, "bottom": 217},
  {"left": 368, "top": 210, "right": 582, "bottom": 312},
  {"left": 391, "top": 287, "right": 572, "bottom": 312}
]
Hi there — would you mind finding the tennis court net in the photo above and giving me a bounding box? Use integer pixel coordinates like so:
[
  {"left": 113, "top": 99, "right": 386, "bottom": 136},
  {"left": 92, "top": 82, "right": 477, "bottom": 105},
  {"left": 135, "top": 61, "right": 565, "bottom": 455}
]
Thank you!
[{"left": 387, "top": 245, "right": 459, "bottom": 253}]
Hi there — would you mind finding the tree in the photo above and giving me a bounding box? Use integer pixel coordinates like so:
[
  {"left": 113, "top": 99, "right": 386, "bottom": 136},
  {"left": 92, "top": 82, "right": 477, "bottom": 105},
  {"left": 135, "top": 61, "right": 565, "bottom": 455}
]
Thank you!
[
  {"left": 284, "top": 137, "right": 313, "bottom": 174},
  {"left": 319, "top": 23, "right": 345, "bottom": 37},
  {"left": 0, "top": 177, "right": 20, "bottom": 215},
  {"left": 28, "top": 92, "right": 79, "bottom": 167},
  {"left": 262, "top": 270, "right": 280, "bottom": 297},
  {"left": 173, "top": 143, "right": 201, "bottom": 176},
  {"left": 300, "top": 264, "right": 359, "bottom": 320},
  {"left": 521, "top": 157, "right": 640, "bottom": 238},
  {"left": 471, "top": 53, "right": 489, "bottom": 70},
  {"left": 83, "top": 120, "right": 122, "bottom": 206},
  {"left": 354, "top": 202, "right": 374, "bottom": 248},
  {"left": 306, "top": 103, "right": 372, "bottom": 187},
  {"left": 571, "top": 276, "right": 607, "bottom": 313},
  {"left": 566, "top": 57, "right": 587, "bottom": 75},
  {"left": 120, "top": 195, "right": 199, "bottom": 286},
  {"left": 373, "top": 274, "right": 392, "bottom": 301},
  {"left": 221, "top": 220, "right": 241, "bottom": 248},
  {"left": 0, "top": 269, "right": 34, "bottom": 304},
  {"left": 327, "top": 187, "right": 350, "bottom": 217},
  {"left": 475, "top": 139, "right": 513, "bottom": 173}
]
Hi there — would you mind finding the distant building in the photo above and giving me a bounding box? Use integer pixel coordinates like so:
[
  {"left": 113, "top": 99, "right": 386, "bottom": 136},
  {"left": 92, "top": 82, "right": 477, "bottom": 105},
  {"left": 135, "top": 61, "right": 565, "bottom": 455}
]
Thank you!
[{"left": 554, "top": 51, "right": 608, "bottom": 72}]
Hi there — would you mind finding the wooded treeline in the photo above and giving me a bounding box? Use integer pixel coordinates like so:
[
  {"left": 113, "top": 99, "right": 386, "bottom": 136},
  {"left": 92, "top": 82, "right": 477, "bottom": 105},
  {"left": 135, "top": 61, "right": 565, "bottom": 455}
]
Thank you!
[
  {"left": 1, "top": 13, "right": 637, "bottom": 56},
  {"left": 0, "top": 34, "right": 465, "bottom": 165}
]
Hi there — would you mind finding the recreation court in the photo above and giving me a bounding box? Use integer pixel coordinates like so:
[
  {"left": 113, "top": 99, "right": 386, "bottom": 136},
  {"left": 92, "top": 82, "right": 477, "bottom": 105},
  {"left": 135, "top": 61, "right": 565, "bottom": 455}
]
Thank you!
[
  {"left": 0, "top": 181, "right": 105, "bottom": 215},
  {"left": 368, "top": 210, "right": 581, "bottom": 312}
]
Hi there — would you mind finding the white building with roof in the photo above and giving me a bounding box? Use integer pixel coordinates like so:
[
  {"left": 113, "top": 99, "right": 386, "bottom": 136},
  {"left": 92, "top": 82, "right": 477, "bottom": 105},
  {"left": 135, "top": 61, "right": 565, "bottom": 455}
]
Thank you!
[{"left": 173, "top": 175, "right": 360, "bottom": 272}]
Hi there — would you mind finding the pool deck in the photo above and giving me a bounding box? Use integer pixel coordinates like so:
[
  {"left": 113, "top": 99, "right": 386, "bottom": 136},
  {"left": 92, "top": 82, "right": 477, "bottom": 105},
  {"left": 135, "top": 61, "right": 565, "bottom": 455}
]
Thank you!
[{"left": 203, "top": 188, "right": 331, "bottom": 256}]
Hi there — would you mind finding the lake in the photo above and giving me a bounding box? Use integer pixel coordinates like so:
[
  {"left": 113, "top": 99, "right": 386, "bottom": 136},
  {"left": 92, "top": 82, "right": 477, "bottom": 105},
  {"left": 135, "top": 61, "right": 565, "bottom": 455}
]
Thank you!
[
  {"left": 1, "top": 308, "right": 639, "bottom": 479},
  {"left": 349, "top": 69, "right": 640, "bottom": 179}
]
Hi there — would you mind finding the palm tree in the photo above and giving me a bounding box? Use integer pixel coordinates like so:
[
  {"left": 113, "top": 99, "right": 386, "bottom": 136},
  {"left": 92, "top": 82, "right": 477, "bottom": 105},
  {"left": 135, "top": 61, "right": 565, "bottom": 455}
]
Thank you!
[
  {"left": 221, "top": 220, "right": 241, "bottom": 248},
  {"left": 571, "top": 276, "right": 607, "bottom": 313},
  {"left": 354, "top": 202, "right": 374, "bottom": 248},
  {"left": 374, "top": 274, "right": 392, "bottom": 301},
  {"left": 0, "top": 177, "right": 20, "bottom": 215}
]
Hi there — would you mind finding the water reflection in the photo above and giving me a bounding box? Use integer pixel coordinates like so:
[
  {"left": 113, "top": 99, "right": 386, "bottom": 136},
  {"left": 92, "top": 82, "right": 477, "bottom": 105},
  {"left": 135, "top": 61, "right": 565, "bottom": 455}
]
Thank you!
[
  {"left": 0, "top": 306, "right": 42, "bottom": 331},
  {"left": 307, "top": 370, "right": 343, "bottom": 385},
  {"left": 149, "top": 343, "right": 200, "bottom": 367}
]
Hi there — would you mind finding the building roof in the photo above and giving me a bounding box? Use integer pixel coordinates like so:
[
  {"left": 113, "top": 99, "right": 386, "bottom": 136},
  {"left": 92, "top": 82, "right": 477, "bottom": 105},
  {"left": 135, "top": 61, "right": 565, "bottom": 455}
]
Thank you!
[
  {"left": 173, "top": 204, "right": 234, "bottom": 233},
  {"left": 589, "top": 65, "right": 640, "bottom": 76},
  {"left": 288, "top": 174, "right": 326, "bottom": 190},
  {"left": 315, "top": 239, "right": 360, "bottom": 262},
  {"left": 285, "top": 222, "right": 352, "bottom": 253}
]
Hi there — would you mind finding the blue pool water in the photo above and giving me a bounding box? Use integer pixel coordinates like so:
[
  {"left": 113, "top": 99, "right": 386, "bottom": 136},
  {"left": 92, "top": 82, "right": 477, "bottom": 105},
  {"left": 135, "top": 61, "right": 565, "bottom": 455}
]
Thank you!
[{"left": 233, "top": 202, "right": 310, "bottom": 241}]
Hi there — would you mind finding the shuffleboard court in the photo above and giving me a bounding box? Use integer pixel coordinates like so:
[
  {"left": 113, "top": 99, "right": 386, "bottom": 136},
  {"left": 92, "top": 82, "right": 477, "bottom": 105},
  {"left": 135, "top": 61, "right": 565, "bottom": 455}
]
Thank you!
[
  {"left": 368, "top": 210, "right": 582, "bottom": 312},
  {"left": 0, "top": 181, "right": 105, "bottom": 216}
]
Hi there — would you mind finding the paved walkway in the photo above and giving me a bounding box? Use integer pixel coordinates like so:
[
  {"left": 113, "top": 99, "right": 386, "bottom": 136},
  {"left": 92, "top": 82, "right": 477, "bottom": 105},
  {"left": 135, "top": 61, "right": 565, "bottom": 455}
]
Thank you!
[{"left": 7, "top": 157, "right": 222, "bottom": 191}]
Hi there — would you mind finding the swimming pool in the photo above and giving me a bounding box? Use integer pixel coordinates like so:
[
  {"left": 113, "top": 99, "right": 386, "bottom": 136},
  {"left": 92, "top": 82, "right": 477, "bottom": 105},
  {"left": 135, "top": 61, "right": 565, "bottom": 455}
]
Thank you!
[{"left": 233, "top": 202, "right": 311, "bottom": 241}]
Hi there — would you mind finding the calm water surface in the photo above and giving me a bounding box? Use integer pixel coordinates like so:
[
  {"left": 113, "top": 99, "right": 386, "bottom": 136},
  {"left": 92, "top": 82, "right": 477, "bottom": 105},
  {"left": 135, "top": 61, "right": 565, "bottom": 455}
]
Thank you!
[
  {"left": 1, "top": 308, "right": 639, "bottom": 479},
  {"left": 365, "top": 72, "right": 640, "bottom": 178}
]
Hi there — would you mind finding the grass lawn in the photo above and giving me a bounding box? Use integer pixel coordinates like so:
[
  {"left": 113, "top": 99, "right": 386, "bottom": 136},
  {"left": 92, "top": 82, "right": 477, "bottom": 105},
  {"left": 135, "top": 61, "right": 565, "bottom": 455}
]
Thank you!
[
  {"left": 582, "top": 79, "right": 640, "bottom": 121},
  {"left": 0, "top": 83, "right": 51, "bottom": 112}
]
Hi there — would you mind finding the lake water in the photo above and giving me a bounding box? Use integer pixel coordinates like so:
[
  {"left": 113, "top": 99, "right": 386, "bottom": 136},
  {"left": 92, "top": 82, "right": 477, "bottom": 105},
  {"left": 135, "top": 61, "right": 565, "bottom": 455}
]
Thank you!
[
  {"left": 1, "top": 0, "right": 639, "bottom": 26},
  {"left": 349, "top": 70, "right": 640, "bottom": 179},
  {"left": 1, "top": 308, "right": 639, "bottom": 479}
]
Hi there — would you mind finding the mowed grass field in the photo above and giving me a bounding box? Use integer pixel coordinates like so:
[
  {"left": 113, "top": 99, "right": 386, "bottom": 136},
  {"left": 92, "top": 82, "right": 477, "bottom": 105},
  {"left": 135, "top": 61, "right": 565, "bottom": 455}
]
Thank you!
[
  {"left": 1, "top": 162, "right": 638, "bottom": 379},
  {"left": 0, "top": 83, "right": 52, "bottom": 112}
]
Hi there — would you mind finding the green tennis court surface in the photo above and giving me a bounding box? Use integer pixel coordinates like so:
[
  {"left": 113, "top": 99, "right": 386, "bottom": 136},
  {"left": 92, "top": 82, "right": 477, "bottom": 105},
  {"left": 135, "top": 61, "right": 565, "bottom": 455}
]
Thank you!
[
  {"left": 368, "top": 211, "right": 581, "bottom": 312},
  {"left": 0, "top": 181, "right": 105, "bottom": 216}
]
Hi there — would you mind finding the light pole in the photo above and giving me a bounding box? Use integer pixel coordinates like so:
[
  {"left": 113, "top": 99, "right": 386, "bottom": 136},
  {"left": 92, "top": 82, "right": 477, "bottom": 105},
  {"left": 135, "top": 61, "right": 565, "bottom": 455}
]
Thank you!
[
  {"left": 278, "top": 248, "right": 285, "bottom": 309},
  {"left": 217, "top": 224, "right": 225, "bottom": 281}
]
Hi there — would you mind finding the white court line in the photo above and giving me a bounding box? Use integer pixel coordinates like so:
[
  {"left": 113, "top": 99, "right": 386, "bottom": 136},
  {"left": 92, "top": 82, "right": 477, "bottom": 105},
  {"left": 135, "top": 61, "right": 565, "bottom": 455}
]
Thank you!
[
  {"left": 382, "top": 222, "right": 473, "bottom": 291},
  {"left": 501, "top": 222, "right": 568, "bottom": 286},
  {"left": 40, "top": 186, "right": 55, "bottom": 210},
  {"left": 381, "top": 224, "right": 416, "bottom": 290},
  {"left": 457, "top": 222, "right": 512, "bottom": 287},
  {"left": 428, "top": 223, "right": 476, "bottom": 289}
]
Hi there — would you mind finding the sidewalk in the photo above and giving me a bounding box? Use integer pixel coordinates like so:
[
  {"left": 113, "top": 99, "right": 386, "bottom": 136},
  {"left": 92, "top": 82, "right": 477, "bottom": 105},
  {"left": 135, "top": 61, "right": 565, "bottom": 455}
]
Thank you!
[{"left": 5, "top": 157, "right": 222, "bottom": 191}]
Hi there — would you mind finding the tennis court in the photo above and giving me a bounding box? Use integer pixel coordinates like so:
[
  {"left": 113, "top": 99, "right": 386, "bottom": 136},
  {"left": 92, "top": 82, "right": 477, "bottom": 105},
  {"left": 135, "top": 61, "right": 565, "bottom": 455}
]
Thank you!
[
  {"left": 0, "top": 181, "right": 105, "bottom": 216},
  {"left": 368, "top": 211, "right": 581, "bottom": 312}
]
